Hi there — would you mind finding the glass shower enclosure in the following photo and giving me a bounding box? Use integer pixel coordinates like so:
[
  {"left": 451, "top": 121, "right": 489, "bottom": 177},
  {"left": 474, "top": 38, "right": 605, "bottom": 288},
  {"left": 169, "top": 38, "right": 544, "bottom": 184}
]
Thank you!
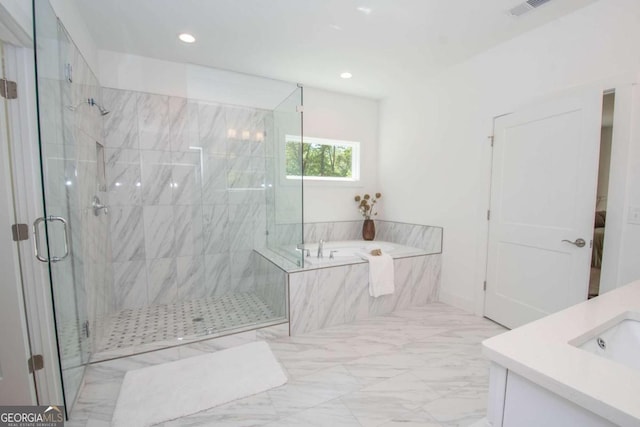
[{"left": 32, "top": 0, "right": 302, "bottom": 414}]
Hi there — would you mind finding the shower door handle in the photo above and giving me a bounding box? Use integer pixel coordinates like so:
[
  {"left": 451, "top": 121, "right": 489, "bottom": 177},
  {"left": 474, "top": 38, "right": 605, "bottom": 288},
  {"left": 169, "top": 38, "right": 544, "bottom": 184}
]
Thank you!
[{"left": 33, "top": 216, "right": 71, "bottom": 263}]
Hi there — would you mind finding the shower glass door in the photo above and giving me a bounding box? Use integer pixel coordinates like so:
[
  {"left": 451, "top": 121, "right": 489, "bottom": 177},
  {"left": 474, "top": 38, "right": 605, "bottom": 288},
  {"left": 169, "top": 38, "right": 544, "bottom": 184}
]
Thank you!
[
  {"left": 33, "top": 0, "right": 101, "bottom": 413},
  {"left": 267, "top": 86, "right": 304, "bottom": 267}
]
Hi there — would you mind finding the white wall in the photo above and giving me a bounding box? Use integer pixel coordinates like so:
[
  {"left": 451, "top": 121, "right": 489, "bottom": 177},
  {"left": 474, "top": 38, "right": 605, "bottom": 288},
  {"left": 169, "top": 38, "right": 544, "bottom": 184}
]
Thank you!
[
  {"left": 99, "top": 50, "right": 297, "bottom": 110},
  {"left": 0, "top": 0, "right": 32, "bottom": 43},
  {"left": 302, "top": 87, "right": 379, "bottom": 223},
  {"left": 618, "top": 86, "right": 640, "bottom": 285},
  {"left": 49, "top": 0, "right": 100, "bottom": 78},
  {"left": 379, "top": 0, "right": 640, "bottom": 312}
]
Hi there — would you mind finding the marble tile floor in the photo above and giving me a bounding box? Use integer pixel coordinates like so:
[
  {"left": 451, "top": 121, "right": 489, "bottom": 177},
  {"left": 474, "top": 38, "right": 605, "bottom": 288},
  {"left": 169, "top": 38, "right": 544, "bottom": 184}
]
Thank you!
[
  {"left": 68, "top": 303, "right": 506, "bottom": 427},
  {"left": 95, "top": 292, "right": 276, "bottom": 357}
]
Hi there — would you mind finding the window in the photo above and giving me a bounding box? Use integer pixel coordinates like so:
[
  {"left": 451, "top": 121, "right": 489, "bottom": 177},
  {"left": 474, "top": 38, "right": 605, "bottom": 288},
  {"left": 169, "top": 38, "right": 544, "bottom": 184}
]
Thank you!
[{"left": 285, "top": 135, "right": 360, "bottom": 181}]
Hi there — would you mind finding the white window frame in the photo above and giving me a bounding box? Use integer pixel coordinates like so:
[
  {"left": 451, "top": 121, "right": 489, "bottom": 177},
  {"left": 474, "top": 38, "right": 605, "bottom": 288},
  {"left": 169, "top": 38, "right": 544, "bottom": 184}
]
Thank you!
[{"left": 284, "top": 135, "right": 361, "bottom": 182}]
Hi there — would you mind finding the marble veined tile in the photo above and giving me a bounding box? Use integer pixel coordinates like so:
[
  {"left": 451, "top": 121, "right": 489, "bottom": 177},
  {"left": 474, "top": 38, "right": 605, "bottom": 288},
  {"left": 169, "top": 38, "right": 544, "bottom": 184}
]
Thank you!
[
  {"left": 171, "top": 151, "right": 202, "bottom": 205},
  {"left": 361, "top": 371, "right": 441, "bottom": 408},
  {"left": 147, "top": 258, "right": 178, "bottom": 305},
  {"left": 137, "top": 93, "right": 170, "bottom": 150},
  {"left": 341, "top": 391, "right": 427, "bottom": 427},
  {"left": 105, "top": 148, "right": 142, "bottom": 206},
  {"left": 176, "top": 256, "right": 205, "bottom": 301},
  {"left": 198, "top": 103, "right": 226, "bottom": 155},
  {"left": 173, "top": 205, "right": 203, "bottom": 257},
  {"left": 161, "top": 392, "right": 279, "bottom": 427},
  {"left": 112, "top": 260, "right": 147, "bottom": 311},
  {"left": 344, "top": 351, "right": 427, "bottom": 384},
  {"left": 204, "top": 253, "right": 231, "bottom": 296},
  {"left": 394, "top": 257, "right": 414, "bottom": 311},
  {"left": 141, "top": 150, "right": 172, "bottom": 205},
  {"left": 379, "top": 410, "right": 443, "bottom": 427},
  {"left": 202, "top": 155, "right": 228, "bottom": 201},
  {"left": 267, "top": 367, "right": 357, "bottom": 418},
  {"left": 264, "top": 397, "right": 361, "bottom": 427},
  {"left": 143, "top": 205, "right": 175, "bottom": 259},
  {"left": 289, "top": 271, "right": 319, "bottom": 335},
  {"left": 317, "top": 267, "right": 346, "bottom": 329},
  {"left": 421, "top": 392, "right": 488, "bottom": 427},
  {"left": 169, "top": 97, "right": 199, "bottom": 153},
  {"left": 202, "top": 204, "right": 229, "bottom": 255},
  {"left": 109, "top": 206, "right": 145, "bottom": 262},
  {"left": 103, "top": 88, "right": 138, "bottom": 149}
]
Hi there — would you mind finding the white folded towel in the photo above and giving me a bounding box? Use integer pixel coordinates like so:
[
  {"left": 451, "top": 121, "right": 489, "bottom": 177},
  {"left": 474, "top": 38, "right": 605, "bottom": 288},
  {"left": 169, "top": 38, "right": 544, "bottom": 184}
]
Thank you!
[{"left": 360, "top": 252, "right": 395, "bottom": 298}]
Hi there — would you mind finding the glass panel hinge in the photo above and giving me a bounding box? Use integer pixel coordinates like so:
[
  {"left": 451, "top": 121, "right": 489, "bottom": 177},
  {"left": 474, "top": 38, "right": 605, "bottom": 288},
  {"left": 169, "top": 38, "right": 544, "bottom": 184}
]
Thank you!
[
  {"left": 0, "top": 78, "right": 17, "bottom": 99},
  {"left": 28, "top": 354, "right": 44, "bottom": 373},
  {"left": 11, "top": 224, "right": 29, "bottom": 241}
]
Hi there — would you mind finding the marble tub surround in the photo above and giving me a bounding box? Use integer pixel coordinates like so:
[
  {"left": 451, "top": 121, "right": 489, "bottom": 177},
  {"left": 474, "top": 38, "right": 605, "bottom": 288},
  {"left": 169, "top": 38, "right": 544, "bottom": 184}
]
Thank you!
[
  {"left": 263, "top": 220, "right": 442, "bottom": 272},
  {"left": 483, "top": 280, "right": 640, "bottom": 426},
  {"left": 66, "top": 304, "right": 505, "bottom": 427},
  {"left": 375, "top": 221, "right": 443, "bottom": 254},
  {"left": 273, "top": 220, "right": 443, "bottom": 254},
  {"left": 289, "top": 254, "right": 441, "bottom": 335}
]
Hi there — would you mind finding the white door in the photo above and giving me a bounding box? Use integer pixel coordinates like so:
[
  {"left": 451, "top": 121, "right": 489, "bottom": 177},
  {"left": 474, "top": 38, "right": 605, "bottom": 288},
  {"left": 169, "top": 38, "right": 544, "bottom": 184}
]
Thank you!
[
  {"left": 485, "top": 90, "right": 603, "bottom": 329},
  {"left": 0, "top": 88, "right": 36, "bottom": 404}
]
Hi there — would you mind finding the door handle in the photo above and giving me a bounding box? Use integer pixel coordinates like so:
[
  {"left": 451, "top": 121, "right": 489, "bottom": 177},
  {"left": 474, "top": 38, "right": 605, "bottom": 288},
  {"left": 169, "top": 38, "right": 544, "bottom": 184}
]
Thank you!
[
  {"left": 33, "top": 217, "right": 47, "bottom": 262},
  {"left": 561, "top": 238, "right": 586, "bottom": 248},
  {"left": 33, "top": 216, "right": 71, "bottom": 263}
]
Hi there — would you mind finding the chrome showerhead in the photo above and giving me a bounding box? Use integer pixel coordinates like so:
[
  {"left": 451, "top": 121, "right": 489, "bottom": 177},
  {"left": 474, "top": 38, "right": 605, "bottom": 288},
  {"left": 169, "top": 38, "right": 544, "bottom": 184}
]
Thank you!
[
  {"left": 67, "top": 98, "right": 110, "bottom": 116},
  {"left": 89, "top": 98, "right": 110, "bottom": 116}
]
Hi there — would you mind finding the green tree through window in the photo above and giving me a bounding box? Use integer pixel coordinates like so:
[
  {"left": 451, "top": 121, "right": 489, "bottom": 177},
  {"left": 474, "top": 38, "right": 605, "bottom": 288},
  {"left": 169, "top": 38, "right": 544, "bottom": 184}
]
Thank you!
[{"left": 285, "top": 137, "right": 358, "bottom": 180}]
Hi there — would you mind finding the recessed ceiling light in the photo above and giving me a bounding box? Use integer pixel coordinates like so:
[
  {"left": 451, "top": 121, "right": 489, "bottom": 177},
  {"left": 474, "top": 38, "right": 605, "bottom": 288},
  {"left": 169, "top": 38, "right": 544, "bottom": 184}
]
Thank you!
[
  {"left": 178, "top": 33, "right": 196, "bottom": 43},
  {"left": 357, "top": 6, "right": 372, "bottom": 15},
  {"left": 340, "top": 72, "right": 353, "bottom": 79}
]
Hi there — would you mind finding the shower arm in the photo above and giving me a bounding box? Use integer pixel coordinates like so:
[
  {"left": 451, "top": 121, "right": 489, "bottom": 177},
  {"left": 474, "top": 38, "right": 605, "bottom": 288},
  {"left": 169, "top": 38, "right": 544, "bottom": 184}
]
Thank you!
[{"left": 67, "top": 98, "right": 110, "bottom": 116}]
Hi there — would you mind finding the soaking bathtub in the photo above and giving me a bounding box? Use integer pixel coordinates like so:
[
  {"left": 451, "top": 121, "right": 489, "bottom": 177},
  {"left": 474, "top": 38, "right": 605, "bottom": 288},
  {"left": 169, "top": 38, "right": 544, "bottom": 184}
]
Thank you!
[{"left": 290, "top": 240, "right": 427, "bottom": 269}]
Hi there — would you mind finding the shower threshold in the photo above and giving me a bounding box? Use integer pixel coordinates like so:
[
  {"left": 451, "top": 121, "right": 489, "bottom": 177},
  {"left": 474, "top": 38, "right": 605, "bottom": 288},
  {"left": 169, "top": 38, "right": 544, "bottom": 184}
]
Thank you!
[{"left": 91, "top": 292, "right": 287, "bottom": 362}]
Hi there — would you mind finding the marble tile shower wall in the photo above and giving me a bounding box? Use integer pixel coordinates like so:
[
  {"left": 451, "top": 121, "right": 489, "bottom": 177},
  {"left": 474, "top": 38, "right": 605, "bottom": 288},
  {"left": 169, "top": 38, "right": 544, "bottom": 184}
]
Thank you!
[{"left": 104, "top": 88, "right": 273, "bottom": 311}]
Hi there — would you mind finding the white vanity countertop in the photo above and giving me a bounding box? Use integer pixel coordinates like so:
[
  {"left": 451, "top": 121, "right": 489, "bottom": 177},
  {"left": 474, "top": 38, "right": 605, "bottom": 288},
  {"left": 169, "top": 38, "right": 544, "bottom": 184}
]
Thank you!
[{"left": 482, "top": 280, "right": 640, "bottom": 427}]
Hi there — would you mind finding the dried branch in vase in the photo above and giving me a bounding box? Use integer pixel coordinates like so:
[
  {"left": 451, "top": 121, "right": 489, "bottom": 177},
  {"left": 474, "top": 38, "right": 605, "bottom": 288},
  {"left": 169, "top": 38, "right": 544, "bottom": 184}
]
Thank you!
[{"left": 354, "top": 192, "right": 382, "bottom": 220}]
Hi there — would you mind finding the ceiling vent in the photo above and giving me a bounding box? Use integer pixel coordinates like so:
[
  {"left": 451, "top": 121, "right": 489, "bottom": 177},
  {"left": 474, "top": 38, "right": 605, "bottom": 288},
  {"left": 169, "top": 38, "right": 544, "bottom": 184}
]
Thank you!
[{"left": 508, "top": 0, "right": 552, "bottom": 17}]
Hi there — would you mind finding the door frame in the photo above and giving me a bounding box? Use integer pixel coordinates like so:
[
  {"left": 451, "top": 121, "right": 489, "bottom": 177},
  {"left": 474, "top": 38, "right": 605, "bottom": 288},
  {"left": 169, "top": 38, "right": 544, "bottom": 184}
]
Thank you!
[
  {"left": 477, "top": 74, "right": 638, "bottom": 318},
  {"left": 0, "top": 39, "right": 64, "bottom": 405},
  {"left": 0, "top": 43, "right": 35, "bottom": 405}
]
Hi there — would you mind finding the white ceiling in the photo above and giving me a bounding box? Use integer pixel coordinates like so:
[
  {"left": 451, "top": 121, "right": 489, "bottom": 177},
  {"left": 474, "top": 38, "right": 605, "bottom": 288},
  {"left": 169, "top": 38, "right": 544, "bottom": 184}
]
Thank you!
[{"left": 74, "top": 0, "right": 599, "bottom": 99}]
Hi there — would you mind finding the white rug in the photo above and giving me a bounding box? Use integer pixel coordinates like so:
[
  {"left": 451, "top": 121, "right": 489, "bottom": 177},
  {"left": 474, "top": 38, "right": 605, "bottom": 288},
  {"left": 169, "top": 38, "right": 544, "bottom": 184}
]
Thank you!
[
  {"left": 111, "top": 341, "right": 287, "bottom": 426},
  {"left": 468, "top": 417, "right": 492, "bottom": 427}
]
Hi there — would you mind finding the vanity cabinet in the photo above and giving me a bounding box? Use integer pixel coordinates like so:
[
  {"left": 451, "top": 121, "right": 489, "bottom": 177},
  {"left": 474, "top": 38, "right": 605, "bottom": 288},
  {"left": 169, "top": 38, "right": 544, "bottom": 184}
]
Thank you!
[{"left": 487, "top": 363, "right": 619, "bottom": 427}]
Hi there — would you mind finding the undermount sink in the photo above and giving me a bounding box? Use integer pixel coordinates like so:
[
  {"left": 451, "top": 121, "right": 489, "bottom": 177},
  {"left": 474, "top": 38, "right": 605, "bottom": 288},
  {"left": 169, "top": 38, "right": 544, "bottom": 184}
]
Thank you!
[{"left": 572, "top": 311, "right": 640, "bottom": 372}]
